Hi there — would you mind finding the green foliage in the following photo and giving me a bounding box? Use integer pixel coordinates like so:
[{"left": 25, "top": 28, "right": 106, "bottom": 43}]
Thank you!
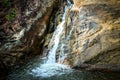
[
  {"left": 0, "top": 0, "right": 11, "bottom": 7},
  {"left": 5, "top": 8, "right": 16, "bottom": 20}
]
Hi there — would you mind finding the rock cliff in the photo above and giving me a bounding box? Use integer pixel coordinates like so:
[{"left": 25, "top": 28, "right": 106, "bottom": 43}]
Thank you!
[
  {"left": 62, "top": 0, "right": 120, "bottom": 71},
  {"left": 0, "top": 0, "right": 120, "bottom": 79},
  {"left": 0, "top": 0, "right": 59, "bottom": 79}
]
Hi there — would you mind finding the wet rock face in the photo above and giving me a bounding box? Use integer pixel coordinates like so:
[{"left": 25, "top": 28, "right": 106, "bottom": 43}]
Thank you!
[
  {"left": 0, "top": 0, "right": 58, "bottom": 77},
  {"left": 63, "top": 0, "right": 120, "bottom": 68}
]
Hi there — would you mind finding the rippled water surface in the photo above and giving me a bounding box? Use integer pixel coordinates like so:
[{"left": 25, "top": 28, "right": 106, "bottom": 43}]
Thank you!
[{"left": 7, "top": 56, "right": 120, "bottom": 80}]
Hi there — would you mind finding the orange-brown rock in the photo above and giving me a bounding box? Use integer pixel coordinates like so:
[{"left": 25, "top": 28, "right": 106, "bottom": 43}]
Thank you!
[{"left": 62, "top": 0, "right": 120, "bottom": 70}]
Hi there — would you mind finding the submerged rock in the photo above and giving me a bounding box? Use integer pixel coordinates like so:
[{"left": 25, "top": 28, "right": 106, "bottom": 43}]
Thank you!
[{"left": 72, "top": 63, "right": 120, "bottom": 73}]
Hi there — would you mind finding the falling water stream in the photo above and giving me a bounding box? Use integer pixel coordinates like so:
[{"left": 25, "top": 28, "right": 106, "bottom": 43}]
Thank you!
[
  {"left": 27, "top": 1, "right": 72, "bottom": 77},
  {"left": 7, "top": 0, "right": 119, "bottom": 80},
  {"left": 46, "top": 21, "right": 65, "bottom": 64}
]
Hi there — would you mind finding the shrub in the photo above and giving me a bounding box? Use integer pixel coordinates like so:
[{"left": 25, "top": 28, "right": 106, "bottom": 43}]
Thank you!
[{"left": 5, "top": 8, "right": 16, "bottom": 20}]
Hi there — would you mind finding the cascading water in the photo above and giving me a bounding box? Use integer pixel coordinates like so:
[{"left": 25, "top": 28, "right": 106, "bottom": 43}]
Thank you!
[
  {"left": 46, "top": 0, "right": 72, "bottom": 64},
  {"left": 46, "top": 21, "right": 65, "bottom": 64},
  {"left": 7, "top": 0, "right": 119, "bottom": 80},
  {"left": 27, "top": 0, "right": 73, "bottom": 78}
]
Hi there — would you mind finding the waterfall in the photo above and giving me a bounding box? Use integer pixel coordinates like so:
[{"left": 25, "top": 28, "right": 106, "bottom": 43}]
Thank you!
[
  {"left": 29, "top": 21, "right": 69, "bottom": 78},
  {"left": 29, "top": 0, "right": 73, "bottom": 78},
  {"left": 57, "top": 1, "right": 73, "bottom": 64},
  {"left": 67, "top": 0, "right": 72, "bottom": 5},
  {"left": 46, "top": 21, "right": 65, "bottom": 63},
  {"left": 46, "top": 0, "right": 72, "bottom": 64}
]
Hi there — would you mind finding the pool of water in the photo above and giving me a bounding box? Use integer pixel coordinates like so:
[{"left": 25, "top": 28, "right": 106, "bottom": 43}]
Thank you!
[{"left": 7, "top": 56, "right": 120, "bottom": 80}]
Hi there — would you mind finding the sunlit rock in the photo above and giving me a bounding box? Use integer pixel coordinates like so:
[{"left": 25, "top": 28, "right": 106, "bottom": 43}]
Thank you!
[{"left": 63, "top": 0, "right": 120, "bottom": 69}]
